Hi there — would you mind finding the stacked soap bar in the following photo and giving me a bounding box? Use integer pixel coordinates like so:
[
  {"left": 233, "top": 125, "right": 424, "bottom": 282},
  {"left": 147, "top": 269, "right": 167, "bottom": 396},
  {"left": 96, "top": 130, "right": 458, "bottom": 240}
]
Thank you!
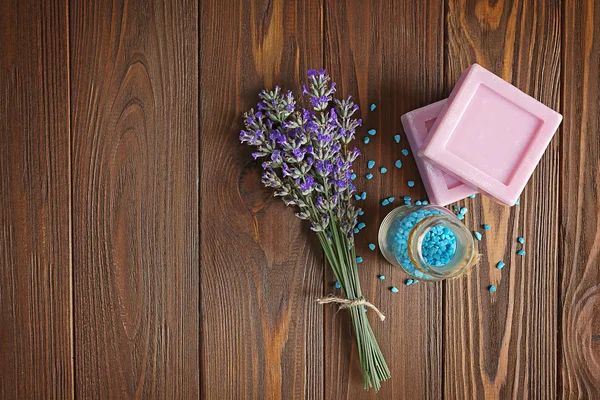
[
  {"left": 401, "top": 64, "right": 562, "bottom": 206},
  {"left": 401, "top": 100, "right": 477, "bottom": 206}
]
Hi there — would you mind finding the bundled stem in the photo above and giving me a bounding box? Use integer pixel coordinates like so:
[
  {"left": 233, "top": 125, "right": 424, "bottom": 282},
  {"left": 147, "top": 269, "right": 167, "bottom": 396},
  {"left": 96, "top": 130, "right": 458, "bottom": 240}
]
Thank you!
[
  {"left": 240, "top": 69, "right": 390, "bottom": 391},
  {"left": 317, "top": 222, "right": 390, "bottom": 391}
]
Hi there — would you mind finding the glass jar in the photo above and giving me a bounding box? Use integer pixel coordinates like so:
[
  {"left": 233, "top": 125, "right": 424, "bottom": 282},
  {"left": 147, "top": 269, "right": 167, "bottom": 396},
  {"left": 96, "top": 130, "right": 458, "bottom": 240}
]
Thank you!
[{"left": 378, "top": 205, "right": 476, "bottom": 280}]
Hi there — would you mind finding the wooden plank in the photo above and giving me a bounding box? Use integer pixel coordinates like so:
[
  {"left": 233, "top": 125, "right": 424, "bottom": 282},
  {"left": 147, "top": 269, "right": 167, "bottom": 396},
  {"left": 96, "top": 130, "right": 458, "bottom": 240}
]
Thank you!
[
  {"left": 199, "top": 1, "right": 323, "bottom": 398},
  {"left": 324, "top": 1, "right": 445, "bottom": 397},
  {"left": 0, "top": 0, "right": 73, "bottom": 398},
  {"left": 559, "top": 0, "right": 600, "bottom": 397},
  {"left": 69, "top": 0, "right": 199, "bottom": 397},
  {"left": 444, "top": 1, "right": 561, "bottom": 398}
]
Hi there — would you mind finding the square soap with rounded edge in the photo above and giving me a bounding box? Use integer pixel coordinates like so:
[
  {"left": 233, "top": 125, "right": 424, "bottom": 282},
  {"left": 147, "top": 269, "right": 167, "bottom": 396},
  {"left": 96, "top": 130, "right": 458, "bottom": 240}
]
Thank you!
[
  {"left": 419, "top": 64, "right": 563, "bottom": 206},
  {"left": 401, "top": 99, "right": 477, "bottom": 206}
]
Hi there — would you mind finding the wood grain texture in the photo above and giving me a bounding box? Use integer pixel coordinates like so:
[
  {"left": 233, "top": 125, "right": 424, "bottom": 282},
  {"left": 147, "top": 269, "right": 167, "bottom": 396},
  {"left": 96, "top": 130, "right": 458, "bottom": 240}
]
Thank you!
[
  {"left": 3, "top": 0, "right": 600, "bottom": 397},
  {"left": 0, "top": 0, "right": 73, "bottom": 398},
  {"left": 560, "top": 0, "right": 600, "bottom": 397},
  {"left": 444, "top": 0, "right": 561, "bottom": 398},
  {"left": 324, "top": 1, "right": 445, "bottom": 398},
  {"left": 70, "top": 0, "right": 199, "bottom": 397},
  {"left": 199, "top": 1, "right": 324, "bottom": 398}
]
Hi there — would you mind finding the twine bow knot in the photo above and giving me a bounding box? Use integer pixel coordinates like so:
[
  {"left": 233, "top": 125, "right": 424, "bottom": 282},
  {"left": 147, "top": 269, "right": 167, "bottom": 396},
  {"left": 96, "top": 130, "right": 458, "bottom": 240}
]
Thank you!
[{"left": 316, "top": 296, "right": 386, "bottom": 321}]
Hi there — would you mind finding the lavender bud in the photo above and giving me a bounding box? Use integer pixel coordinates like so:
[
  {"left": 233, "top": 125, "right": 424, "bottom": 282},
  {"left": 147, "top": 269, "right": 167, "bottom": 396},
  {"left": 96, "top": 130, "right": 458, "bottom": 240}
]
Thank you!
[{"left": 296, "top": 210, "right": 311, "bottom": 220}]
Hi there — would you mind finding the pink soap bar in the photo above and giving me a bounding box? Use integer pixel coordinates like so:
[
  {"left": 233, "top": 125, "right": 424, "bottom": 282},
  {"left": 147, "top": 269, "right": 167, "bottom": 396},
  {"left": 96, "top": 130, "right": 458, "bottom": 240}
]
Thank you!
[
  {"left": 420, "top": 64, "right": 563, "bottom": 206},
  {"left": 401, "top": 100, "right": 477, "bottom": 206}
]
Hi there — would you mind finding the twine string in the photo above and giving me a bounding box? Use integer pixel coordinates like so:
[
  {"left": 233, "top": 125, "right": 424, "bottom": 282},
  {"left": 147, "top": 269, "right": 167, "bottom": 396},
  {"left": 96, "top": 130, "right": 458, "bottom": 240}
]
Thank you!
[{"left": 317, "top": 296, "right": 386, "bottom": 321}]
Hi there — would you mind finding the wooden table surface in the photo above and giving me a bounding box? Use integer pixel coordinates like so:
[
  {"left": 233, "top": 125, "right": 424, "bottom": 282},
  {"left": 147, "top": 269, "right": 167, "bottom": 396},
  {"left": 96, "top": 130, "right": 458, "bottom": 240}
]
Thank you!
[{"left": 1, "top": 0, "right": 599, "bottom": 398}]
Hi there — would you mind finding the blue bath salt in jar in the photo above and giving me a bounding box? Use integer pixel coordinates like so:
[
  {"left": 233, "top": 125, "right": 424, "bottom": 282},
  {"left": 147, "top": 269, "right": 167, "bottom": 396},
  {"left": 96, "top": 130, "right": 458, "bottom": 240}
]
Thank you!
[{"left": 378, "top": 205, "right": 476, "bottom": 280}]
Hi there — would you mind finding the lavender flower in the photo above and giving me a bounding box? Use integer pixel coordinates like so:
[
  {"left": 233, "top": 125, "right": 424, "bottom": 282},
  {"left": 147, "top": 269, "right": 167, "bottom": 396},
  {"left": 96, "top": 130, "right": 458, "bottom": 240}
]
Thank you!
[{"left": 240, "top": 70, "right": 363, "bottom": 241}]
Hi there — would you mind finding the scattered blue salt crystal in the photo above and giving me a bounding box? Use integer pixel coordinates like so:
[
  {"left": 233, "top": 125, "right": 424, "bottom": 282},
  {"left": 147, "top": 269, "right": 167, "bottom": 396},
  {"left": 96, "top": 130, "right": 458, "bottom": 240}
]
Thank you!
[
  {"left": 517, "top": 249, "right": 526, "bottom": 256},
  {"left": 457, "top": 214, "right": 464, "bottom": 221},
  {"left": 380, "top": 167, "right": 388, "bottom": 174},
  {"left": 413, "top": 279, "right": 419, "bottom": 283},
  {"left": 517, "top": 237, "right": 525, "bottom": 244},
  {"left": 489, "top": 285, "right": 497, "bottom": 292},
  {"left": 366, "top": 173, "right": 373, "bottom": 180},
  {"left": 382, "top": 199, "right": 390, "bottom": 206},
  {"left": 368, "top": 243, "right": 376, "bottom": 251},
  {"left": 459, "top": 207, "right": 468, "bottom": 215},
  {"left": 515, "top": 199, "right": 520, "bottom": 205},
  {"left": 405, "top": 279, "right": 414, "bottom": 285},
  {"left": 395, "top": 159, "right": 402, "bottom": 168},
  {"left": 361, "top": 191, "right": 367, "bottom": 200},
  {"left": 368, "top": 129, "right": 376, "bottom": 136},
  {"left": 469, "top": 194, "right": 477, "bottom": 198},
  {"left": 335, "top": 281, "right": 341, "bottom": 289},
  {"left": 390, "top": 287, "right": 399, "bottom": 293},
  {"left": 353, "top": 228, "right": 359, "bottom": 234},
  {"left": 453, "top": 205, "right": 460, "bottom": 212},
  {"left": 388, "top": 197, "right": 395, "bottom": 203},
  {"left": 358, "top": 222, "right": 366, "bottom": 230},
  {"left": 496, "top": 261, "right": 505, "bottom": 269},
  {"left": 354, "top": 194, "right": 361, "bottom": 200},
  {"left": 351, "top": 173, "right": 357, "bottom": 180},
  {"left": 401, "top": 149, "right": 409, "bottom": 156},
  {"left": 415, "top": 201, "right": 422, "bottom": 206},
  {"left": 407, "top": 180, "right": 415, "bottom": 187},
  {"left": 394, "top": 134, "right": 401, "bottom": 143},
  {"left": 422, "top": 200, "right": 428, "bottom": 205},
  {"left": 358, "top": 210, "right": 364, "bottom": 216},
  {"left": 483, "top": 224, "right": 491, "bottom": 230},
  {"left": 378, "top": 275, "right": 385, "bottom": 280},
  {"left": 473, "top": 231, "right": 482, "bottom": 241},
  {"left": 363, "top": 136, "right": 370, "bottom": 144},
  {"left": 367, "top": 160, "right": 375, "bottom": 169},
  {"left": 356, "top": 256, "right": 363, "bottom": 263},
  {"left": 404, "top": 196, "right": 411, "bottom": 201},
  {"left": 370, "top": 103, "right": 376, "bottom": 111}
]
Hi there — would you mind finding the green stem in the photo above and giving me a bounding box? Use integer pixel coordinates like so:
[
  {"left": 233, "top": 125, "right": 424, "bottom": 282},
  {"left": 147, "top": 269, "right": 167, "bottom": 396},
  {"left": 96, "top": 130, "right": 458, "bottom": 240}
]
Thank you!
[{"left": 321, "top": 223, "right": 390, "bottom": 391}]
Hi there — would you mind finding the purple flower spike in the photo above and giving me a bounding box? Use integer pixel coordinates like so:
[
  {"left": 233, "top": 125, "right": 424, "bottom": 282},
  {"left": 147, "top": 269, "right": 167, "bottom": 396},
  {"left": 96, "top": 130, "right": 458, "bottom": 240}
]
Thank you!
[
  {"left": 292, "top": 147, "right": 307, "bottom": 161},
  {"left": 329, "top": 108, "right": 337, "bottom": 121},
  {"left": 282, "top": 163, "right": 291, "bottom": 177},
  {"left": 299, "top": 176, "right": 316, "bottom": 194}
]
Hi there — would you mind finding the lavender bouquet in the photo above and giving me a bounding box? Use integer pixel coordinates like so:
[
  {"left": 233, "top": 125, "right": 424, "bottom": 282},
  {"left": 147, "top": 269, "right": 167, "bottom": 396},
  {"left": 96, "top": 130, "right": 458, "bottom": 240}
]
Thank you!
[{"left": 240, "top": 70, "right": 390, "bottom": 391}]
